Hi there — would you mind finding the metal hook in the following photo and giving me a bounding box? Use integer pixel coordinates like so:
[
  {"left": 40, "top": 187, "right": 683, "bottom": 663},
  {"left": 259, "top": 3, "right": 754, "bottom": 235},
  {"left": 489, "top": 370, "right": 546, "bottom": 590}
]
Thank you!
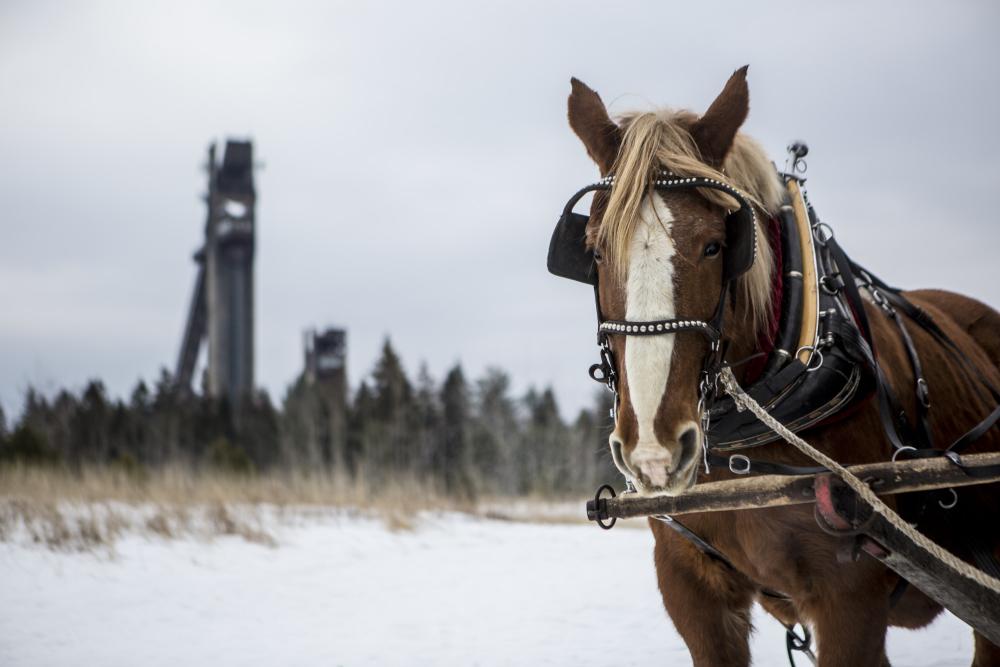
[
  {"left": 587, "top": 484, "right": 618, "bottom": 529},
  {"left": 785, "top": 622, "right": 816, "bottom": 666},
  {"left": 938, "top": 488, "right": 958, "bottom": 510},
  {"left": 786, "top": 141, "right": 809, "bottom": 176},
  {"left": 588, "top": 363, "right": 607, "bottom": 384},
  {"left": 892, "top": 446, "right": 918, "bottom": 462},
  {"left": 812, "top": 221, "right": 835, "bottom": 245},
  {"left": 796, "top": 346, "right": 824, "bottom": 373},
  {"left": 807, "top": 349, "right": 824, "bottom": 372}
]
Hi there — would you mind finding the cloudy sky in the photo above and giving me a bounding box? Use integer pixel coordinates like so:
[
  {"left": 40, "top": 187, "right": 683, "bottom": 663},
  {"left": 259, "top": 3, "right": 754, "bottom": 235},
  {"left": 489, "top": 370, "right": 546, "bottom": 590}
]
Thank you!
[{"left": 1, "top": 1, "right": 997, "bottom": 419}]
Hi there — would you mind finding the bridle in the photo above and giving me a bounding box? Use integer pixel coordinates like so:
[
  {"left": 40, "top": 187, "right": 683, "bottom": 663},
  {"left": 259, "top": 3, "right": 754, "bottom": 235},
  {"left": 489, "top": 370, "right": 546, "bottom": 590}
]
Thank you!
[{"left": 547, "top": 171, "right": 759, "bottom": 430}]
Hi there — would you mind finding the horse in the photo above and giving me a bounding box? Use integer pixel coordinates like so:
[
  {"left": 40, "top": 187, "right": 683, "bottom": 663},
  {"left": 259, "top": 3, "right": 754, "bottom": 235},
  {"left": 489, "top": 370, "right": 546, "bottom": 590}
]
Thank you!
[{"left": 560, "top": 67, "right": 1000, "bottom": 666}]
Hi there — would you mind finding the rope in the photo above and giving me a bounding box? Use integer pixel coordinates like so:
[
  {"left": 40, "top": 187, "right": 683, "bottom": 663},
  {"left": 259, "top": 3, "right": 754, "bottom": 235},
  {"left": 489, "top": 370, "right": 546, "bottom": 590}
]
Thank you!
[{"left": 718, "top": 366, "right": 1000, "bottom": 595}]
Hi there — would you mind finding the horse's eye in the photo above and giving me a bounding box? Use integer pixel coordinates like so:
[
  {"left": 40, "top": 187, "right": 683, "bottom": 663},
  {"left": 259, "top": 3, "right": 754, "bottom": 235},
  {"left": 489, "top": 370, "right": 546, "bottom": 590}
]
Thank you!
[
  {"left": 593, "top": 249, "right": 603, "bottom": 263},
  {"left": 703, "top": 241, "right": 722, "bottom": 258}
]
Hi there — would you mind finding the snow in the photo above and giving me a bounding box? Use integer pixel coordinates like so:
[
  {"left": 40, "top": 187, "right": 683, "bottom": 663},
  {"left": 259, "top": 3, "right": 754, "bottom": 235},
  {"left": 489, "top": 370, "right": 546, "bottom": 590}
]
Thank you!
[{"left": 0, "top": 511, "right": 975, "bottom": 666}]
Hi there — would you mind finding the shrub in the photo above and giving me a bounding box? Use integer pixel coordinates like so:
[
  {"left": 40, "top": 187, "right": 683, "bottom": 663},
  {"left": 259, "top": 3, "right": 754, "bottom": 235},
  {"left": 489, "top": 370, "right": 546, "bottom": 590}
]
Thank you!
[
  {"left": 205, "top": 437, "right": 255, "bottom": 475},
  {"left": 0, "top": 426, "right": 61, "bottom": 466}
]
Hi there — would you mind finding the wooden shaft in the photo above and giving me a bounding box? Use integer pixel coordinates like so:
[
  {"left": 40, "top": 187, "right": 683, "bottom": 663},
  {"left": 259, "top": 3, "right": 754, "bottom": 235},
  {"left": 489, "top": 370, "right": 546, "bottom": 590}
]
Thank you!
[
  {"left": 864, "top": 512, "right": 1000, "bottom": 646},
  {"left": 601, "top": 452, "right": 1000, "bottom": 520}
]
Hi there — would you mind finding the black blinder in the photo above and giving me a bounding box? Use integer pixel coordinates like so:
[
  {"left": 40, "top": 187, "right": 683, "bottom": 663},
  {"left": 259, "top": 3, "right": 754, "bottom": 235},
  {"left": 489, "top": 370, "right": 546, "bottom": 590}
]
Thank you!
[
  {"left": 547, "top": 183, "right": 603, "bottom": 285},
  {"left": 722, "top": 206, "right": 756, "bottom": 282},
  {"left": 547, "top": 210, "right": 595, "bottom": 285}
]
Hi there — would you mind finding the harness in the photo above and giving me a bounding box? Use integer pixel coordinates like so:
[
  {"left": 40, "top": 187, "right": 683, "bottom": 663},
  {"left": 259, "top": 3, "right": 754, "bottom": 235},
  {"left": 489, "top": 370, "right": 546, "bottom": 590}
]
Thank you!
[{"left": 548, "top": 143, "right": 1000, "bottom": 665}]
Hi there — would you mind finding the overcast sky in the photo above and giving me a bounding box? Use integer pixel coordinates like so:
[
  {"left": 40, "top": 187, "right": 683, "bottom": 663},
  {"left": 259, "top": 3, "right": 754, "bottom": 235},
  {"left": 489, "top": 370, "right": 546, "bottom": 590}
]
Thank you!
[{"left": 1, "top": 1, "right": 998, "bottom": 420}]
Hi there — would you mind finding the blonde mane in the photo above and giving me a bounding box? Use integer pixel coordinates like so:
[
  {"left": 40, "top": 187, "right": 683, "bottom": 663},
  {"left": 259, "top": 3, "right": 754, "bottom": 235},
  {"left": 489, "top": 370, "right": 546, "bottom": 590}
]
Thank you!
[{"left": 596, "top": 109, "right": 784, "bottom": 336}]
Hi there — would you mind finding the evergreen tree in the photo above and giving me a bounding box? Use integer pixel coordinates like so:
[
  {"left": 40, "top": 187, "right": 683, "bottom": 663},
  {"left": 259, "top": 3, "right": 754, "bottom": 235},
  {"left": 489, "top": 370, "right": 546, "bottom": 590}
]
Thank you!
[
  {"left": 412, "top": 364, "right": 441, "bottom": 476},
  {"left": 150, "top": 368, "right": 182, "bottom": 463},
  {"left": 71, "top": 380, "right": 111, "bottom": 463},
  {"left": 522, "top": 387, "right": 571, "bottom": 494},
  {"left": 438, "top": 365, "right": 473, "bottom": 497},
  {"left": 346, "top": 381, "right": 375, "bottom": 475},
  {"left": 472, "top": 368, "right": 519, "bottom": 493},
  {"left": 127, "top": 380, "right": 152, "bottom": 463},
  {"left": 279, "top": 378, "right": 323, "bottom": 469},
  {"left": 369, "top": 339, "right": 414, "bottom": 473},
  {"left": 3, "top": 344, "right": 617, "bottom": 496},
  {"left": 238, "top": 392, "right": 279, "bottom": 469},
  {"left": 0, "top": 424, "right": 59, "bottom": 466},
  {"left": 20, "top": 388, "right": 51, "bottom": 443},
  {"left": 47, "top": 390, "right": 78, "bottom": 463}
]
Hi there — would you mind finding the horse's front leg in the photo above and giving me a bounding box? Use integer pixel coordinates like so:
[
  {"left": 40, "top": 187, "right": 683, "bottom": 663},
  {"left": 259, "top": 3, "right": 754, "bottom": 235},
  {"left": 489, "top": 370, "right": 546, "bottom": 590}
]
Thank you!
[
  {"left": 806, "top": 572, "right": 891, "bottom": 667},
  {"left": 973, "top": 630, "right": 1000, "bottom": 667},
  {"left": 651, "top": 519, "right": 755, "bottom": 667}
]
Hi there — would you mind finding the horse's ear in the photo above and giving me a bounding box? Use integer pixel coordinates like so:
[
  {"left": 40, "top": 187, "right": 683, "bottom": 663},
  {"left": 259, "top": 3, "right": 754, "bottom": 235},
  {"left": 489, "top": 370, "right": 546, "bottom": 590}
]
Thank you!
[
  {"left": 567, "top": 78, "right": 621, "bottom": 175},
  {"left": 691, "top": 65, "right": 750, "bottom": 168}
]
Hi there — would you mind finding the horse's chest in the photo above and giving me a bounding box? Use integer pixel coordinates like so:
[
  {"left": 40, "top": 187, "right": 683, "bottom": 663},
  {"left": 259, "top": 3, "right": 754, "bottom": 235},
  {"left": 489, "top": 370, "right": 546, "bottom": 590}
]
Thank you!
[{"left": 686, "top": 507, "right": 826, "bottom": 597}]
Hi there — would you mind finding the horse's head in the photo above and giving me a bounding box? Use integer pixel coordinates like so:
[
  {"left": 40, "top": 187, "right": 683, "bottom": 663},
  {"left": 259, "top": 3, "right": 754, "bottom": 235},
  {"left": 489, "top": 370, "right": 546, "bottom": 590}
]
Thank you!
[{"left": 564, "top": 67, "right": 780, "bottom": 495}]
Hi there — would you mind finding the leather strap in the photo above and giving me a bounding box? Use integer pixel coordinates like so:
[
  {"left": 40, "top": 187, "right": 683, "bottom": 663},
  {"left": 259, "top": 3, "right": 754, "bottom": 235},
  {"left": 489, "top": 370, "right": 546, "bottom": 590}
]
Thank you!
[{"left": 707, "top": 453, "right": 828, "bottom": 477}]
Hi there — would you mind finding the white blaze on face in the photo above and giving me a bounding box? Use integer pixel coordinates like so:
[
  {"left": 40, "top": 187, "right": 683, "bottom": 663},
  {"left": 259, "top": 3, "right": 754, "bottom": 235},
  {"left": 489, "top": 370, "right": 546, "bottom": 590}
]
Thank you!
[{"left": 623, "top": 195, "right": 677, "bottom": 486}]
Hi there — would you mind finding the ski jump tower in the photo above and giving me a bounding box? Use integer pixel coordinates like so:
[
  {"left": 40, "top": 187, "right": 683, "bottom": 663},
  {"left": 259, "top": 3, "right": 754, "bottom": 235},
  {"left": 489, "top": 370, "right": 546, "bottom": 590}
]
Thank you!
[{"left": 175, "top": 140, "right": 256, "bottom": 403}]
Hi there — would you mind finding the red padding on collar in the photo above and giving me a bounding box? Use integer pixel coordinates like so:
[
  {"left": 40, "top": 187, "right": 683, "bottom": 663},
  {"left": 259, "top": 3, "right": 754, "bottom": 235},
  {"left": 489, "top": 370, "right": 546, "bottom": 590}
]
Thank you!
[{"left": 742, "top": 216, "right": 783, "bottom": 383}]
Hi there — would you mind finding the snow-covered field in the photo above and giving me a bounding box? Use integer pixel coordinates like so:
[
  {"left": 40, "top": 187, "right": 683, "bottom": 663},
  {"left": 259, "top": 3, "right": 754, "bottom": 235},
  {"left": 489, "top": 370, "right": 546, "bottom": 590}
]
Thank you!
[{"left": 0, "top": 509, "right": 974, "bottom": 666}]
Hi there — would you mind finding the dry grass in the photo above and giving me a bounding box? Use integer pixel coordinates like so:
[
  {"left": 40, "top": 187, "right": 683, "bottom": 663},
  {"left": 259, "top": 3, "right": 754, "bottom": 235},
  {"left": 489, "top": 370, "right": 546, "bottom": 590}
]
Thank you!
[
  {"left": 0, "top": 464, "right": 528, "bottom": 552},
  {"left": 0, "top": 497, "right": 129, "bottom": 553},
  {"left": 0, "top": 463, "right": 450, "bottom": 508}
]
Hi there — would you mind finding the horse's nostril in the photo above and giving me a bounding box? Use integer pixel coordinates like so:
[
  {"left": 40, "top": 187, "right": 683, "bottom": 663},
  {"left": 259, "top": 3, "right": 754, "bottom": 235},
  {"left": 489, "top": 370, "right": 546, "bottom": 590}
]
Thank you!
[
  {"left": 609, "top": 436, "right": 635, "bottom": 478},
  {"left": 679, "top": 426, "right": 698, "bottom": 451},
  {"left": 676, "top": 425, "right": 700, "bottom": 472}
]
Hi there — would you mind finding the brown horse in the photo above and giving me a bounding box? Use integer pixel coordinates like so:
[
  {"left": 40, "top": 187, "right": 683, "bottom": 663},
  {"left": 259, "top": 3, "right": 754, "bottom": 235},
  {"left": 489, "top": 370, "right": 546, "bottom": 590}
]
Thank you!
[{"left": 564, "top": 67, "right": 1000, "bottom": 666}]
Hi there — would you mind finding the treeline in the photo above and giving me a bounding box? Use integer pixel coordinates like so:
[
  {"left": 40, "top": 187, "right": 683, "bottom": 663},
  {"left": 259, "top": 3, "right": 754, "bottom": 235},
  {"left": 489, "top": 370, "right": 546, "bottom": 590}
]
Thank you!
[{"left": 0, "top": 340, "right": 618, "bottom": 496}]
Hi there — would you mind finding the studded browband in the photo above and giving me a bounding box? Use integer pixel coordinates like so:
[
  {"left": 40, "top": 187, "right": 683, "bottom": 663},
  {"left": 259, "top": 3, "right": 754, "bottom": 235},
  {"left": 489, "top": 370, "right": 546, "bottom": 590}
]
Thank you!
[{"left": 598, "top": 319, "right": 720, "bottom": 341}]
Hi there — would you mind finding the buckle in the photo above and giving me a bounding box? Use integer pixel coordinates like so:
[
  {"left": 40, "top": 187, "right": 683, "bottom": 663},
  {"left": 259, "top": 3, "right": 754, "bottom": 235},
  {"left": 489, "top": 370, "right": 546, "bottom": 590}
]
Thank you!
[
  {"left": 916, "top": 378, "right": 930, "bottom": 408},
  {"left": 820, "top": 274, "right": 844, "bottom": 295},
  {"left": 728, "top": 454, "right": 751, "bottom": 475}
]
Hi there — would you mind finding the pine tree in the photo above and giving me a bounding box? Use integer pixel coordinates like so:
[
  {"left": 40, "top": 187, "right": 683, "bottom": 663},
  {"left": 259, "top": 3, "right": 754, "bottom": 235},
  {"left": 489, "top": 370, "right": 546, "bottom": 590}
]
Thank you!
[
  {"left": 1, "top": 342, "right": 615, "bottom": 496},
  {"left": 522, "top": 387, "right": 571, "bottom": 494},
  {"left": 150, "top": 368, "right": 182, "bottom": 463},
  {"left": 472, "top": 368, "right": 519, "bottom": 494},
  {"left": 438, "top": 365, "right": 473, "bottom": 497},
  {"left": 346, "top": 381, "right": 375, "bottom": 475},
  {"left": 369, "top": 339, "right": 414, "bottom": 473},
  {"left": 239, "top": 392, "right": 279, "bottom": 469},
  {"left": 279, "top": 378, "right": 322, "bottom": 468},
  {"left": 412, "top": 364, "right": 441, "bottom": 477},
  {"left": 72, "top": 380, "right": 111, "bottom": 463}
]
